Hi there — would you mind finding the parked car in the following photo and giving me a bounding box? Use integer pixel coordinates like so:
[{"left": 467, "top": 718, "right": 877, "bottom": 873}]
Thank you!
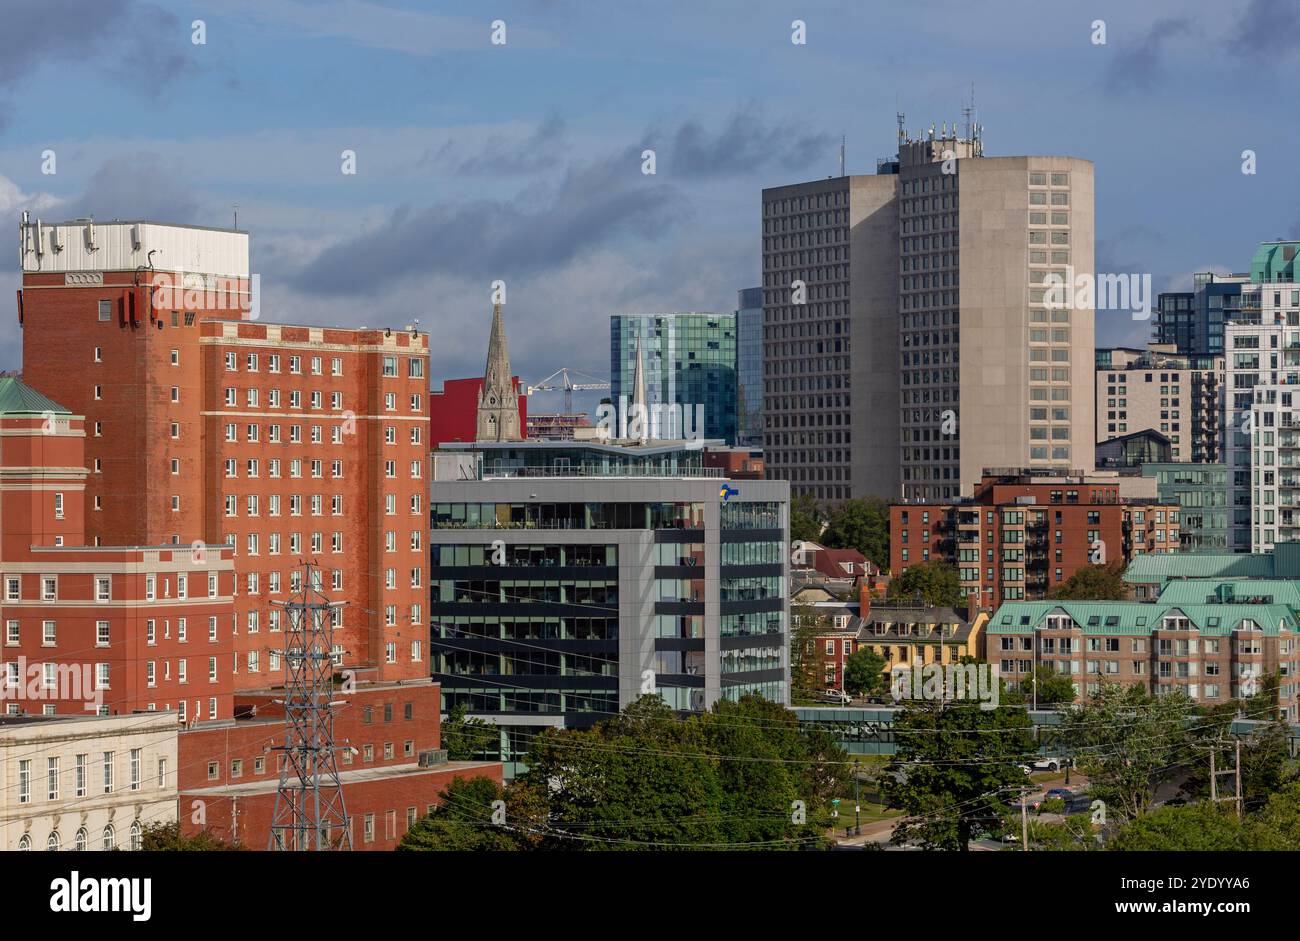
[
  {"left": 1045, "top": 788, "right": 1074, "bottom": 802},
  {"left": 820, "top": 689, "right": 852, "bottom": 705},
  {"left": 1032, "top": 758, "right": 1064, "bottom": 772}
]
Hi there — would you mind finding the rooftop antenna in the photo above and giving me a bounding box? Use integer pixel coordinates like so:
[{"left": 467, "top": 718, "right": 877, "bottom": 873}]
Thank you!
[
  {"left": 896, "top": 111, "right": 906, "bottom": 147},
  {"left": 233, "top": 204, "right": 238, "bottom": 230},
  {"left": 839, "top": 135, "right": 845, "bottom": 177}
]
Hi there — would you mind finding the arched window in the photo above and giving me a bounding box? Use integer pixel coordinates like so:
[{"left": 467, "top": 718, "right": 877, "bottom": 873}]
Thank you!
[
  {"left": 102, "top": 824, "right": 115, "bottom": 850},
  {"left": 130, "top": 821, "right": 142, "bottom": 851},
  {"left": 47, "top": 831, "right": 60, "bottom": 851},
  {"left": 18, "top": 834, "right": 30, "bottom": 851},
  {"left": 75, "top": 828, "right": 88, "bottom": 851}
]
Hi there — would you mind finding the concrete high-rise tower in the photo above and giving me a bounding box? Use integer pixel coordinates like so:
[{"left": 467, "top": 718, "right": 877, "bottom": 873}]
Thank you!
[
  {"left": 760, "top": 128, "right": 1095, "bottom": 502},
  {"left": 476, "top": 303, "right": 523, "bottom": 442}
]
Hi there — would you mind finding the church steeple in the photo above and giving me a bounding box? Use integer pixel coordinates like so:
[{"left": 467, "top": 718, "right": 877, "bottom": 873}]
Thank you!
[{"left": 476, "top": 303, "right": 522, "bottom": 442}]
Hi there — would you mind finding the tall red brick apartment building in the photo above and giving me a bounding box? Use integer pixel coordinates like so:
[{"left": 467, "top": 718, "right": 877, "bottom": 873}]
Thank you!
[{"left": 16, "top": 219, "right": 430, "bottom": 690}]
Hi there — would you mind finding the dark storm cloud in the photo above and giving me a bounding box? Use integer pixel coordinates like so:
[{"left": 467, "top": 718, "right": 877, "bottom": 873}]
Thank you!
[
  {"left": 1103, "top": 17, "right": 1191, "bottom": 92},
  {"left": 664, "top": 105, "right": 835, "bottom": 178},
  {"left": 59, "top": 153, "right": 202, "bottom": 223},
  {"left": 0, "top": 1, "right": 198, "bottom": 125},
  {"left": 431, "top": 113, "right": 569, "bottom": 176},
  {"left": 292, "top": 145, "right": 686, "bottom": 295},
  {"left": 1227, "top": 0, "right": 1300, "bottom": 56}
]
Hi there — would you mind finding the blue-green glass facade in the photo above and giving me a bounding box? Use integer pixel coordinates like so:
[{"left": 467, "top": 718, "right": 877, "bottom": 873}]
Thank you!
[{"left": 610, "top": 312, "right": 739, "bottom": 444}]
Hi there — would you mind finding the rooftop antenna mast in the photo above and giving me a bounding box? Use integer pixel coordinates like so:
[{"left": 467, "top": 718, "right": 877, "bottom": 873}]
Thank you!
[
  {"left": 839, "top": 135, "right": 845, "bottom": 177},
  {"left": 896, "top": 112, "right": 906, "bottom": 147},
  {"left": 268, "top": 560, "right": 352, "bottom": 851}
]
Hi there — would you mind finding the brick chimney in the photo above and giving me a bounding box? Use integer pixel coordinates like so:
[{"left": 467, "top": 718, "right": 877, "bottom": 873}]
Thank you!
[{"left": 858, "top": 578, "right": 872, "bottom": 620}]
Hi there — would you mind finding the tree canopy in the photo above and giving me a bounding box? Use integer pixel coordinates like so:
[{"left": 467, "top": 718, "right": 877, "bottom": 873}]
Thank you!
[
  {"left": 888, "top": 561, "right": 963, "bottom": 607},
  {"left": 1047, "top": 560, "right": 1129, "bottom": 600}
]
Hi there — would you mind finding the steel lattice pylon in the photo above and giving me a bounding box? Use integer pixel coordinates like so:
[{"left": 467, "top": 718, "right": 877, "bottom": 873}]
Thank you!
[{"left": 268, "top": 561, "right": 352, "bottom": 850}]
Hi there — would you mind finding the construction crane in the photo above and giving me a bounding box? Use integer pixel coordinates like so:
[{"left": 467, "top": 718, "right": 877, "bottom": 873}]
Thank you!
[{"left": 526, "top": 367, "right": 611, "bottom": 414}]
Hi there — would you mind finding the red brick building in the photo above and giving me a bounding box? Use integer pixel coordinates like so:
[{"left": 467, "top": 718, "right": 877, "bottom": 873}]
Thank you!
[
  {"left": 891, "top": 471, "right": 1179, "bottom": 612},
  {"left": 16, "top": 219, "right": 429, "bottom": 691},
  {"left": 0, "top": 376, "right": 237, "bottom": 719},
  {"left": 429, "top": 376, "right": 527, "bottom": 445},
  {"left": 178, "top": 680, "right": 502, "bottom": 849}
]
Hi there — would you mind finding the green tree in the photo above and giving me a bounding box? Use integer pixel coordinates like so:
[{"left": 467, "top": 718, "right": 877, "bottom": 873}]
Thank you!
[
  {"left": 1047, "top": 560, "right": 1128, "bottom": 600},
  {"left": 790, "top": 604, "right": 827, "bottom": 702},
  {"left": 790, "top": 493, "right": 826, "bottom": 545},
  {"left": 1108, "top": 801, "right": 1251, "bottom": 851},
  {"left": 1025, "top": 813, "right": 1100, "bottom": 851},
  {"left": 1012, "top": 666, "right": 1078, "bottom": 706},
  {"left": 880, "top": 702, "right": 1034, "bottom": 851},
  {"left": 442, "top": 703, "right": 498, "bottom": 761},
  {"left": 1053, "top": 683, "right": 1194, "bottom": 820},
  {"left": 888, "top": 561, "right": 962, "bottom": 607},
  {"left": 139, "top": 821, "right": 246, "bottom": 851},
  {"left": 1180, "top": 718, "right": 1297, "bottom": 808},
  {"left": 397, "top": 775, "right": 522, "bottom": 851},
  {"left": 843, "top": 646, "right": 887, "bottom": 698},
  {"left": 820, "top": 498, "right": 890, "bottom": 568}
]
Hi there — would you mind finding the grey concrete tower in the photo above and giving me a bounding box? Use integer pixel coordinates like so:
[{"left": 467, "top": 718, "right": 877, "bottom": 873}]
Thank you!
[{"left": 476, "top": 303, "right": 523, "bottom": 442}]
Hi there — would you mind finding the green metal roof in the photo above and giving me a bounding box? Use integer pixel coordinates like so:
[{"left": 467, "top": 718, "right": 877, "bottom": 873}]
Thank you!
[
  {"left": 1124, "top": 553, "right": 1276, "bottom": 583},
  {"left": 1250, "top": 241, "right": 1300, "bottom": 283},
  {"left": 1157, "top": 579, "right": 1300, "bottom": 608},
  {"left": 0, "top": 378, "right": 69, "bottom": 417},
  {"left": 987, "top": 601, "right": 1296, "bottom": 636}
]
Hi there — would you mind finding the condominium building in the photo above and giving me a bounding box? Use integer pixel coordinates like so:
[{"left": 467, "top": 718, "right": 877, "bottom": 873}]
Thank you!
[
  {"left": 761, "top": 128, "right": 1095, "bottom": 502},
  {"left": 0, "top": 712, "right": 179, "bottom": 851},
  {"left": 736, "top": 288, "right": 764, "bottom": 447},
  {"left": 430, "top": 440, "right": 788, "bottom": 775},
  {"left": 16, "top": 218, "right": 430, "bottom": 689},
  {"left": 1222, "top": 241, "right": 1300, "bottom": 551},
  {"left": 1140, "top": 463, "right": 1231, "bottom": 550},
  {"left": 891, "top": 470, "right": 1179, "bottom": 611},
  {"left": 1154, "top": 272, "right": 1249, "bottom": 356},
  {"left": 1095, "top": 345, "right": 1224, "bottom": 463},
  {"left": 609, "top": 313, "right": 739, "bottom": 444},
  {"left": 988, "top": 580, "right": 1300, "bottom": 721}
]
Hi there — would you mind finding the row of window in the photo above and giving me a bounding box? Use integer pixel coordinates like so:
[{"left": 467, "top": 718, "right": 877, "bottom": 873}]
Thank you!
[
  {"left": 5, "top": 573, "right": 221, "bottom": 603},
  {"left": 19, "top": 822, "right": 140, "bottom": 852},
  {"left": 222, "top": 350, "right": 424, "bottom": 378},
  {"left": 17, "top": 750, "right": 164, "bottom": 803}
]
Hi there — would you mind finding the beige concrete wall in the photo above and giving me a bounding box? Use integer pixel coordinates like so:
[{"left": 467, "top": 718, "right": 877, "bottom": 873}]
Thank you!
[
  {"left": 849, "top": 175, "right": 901, "bottom": 499},
  {"left": 958, "top": 156, "right": 1095, "bottom": 490}
]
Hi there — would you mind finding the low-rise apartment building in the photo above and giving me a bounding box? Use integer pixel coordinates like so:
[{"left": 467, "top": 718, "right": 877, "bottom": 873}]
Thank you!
[{"left": 891, "top": 470, "right": 1179, "bottom": 611}]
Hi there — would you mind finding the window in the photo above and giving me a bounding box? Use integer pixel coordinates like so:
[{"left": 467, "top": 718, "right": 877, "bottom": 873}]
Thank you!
[
  {"left": 75, "top": 829, "right": 87, "bottom": 851},
  {"left": 75, "top": 754, "right": 86, "bottom": 797},
  {"left": 42, "top": 620, "right": 56, "bottom": 646},
  {"left": 102, "top": 752, "right": 114, "bottom": 794},
  {"left": 130, "top": 749, "right": 141, "bottom": 790},
  {"left": 18, "top": 759, "right": 30, "bottom": 803},
  {"left": 102, "top": 825, "right": 115, "bottom": 851},
  {"left": 47, "top": 757, "right": 59, "bottom": 800},
  {"left": 158, "top": 757, "right": 168, "bottom": 789}
]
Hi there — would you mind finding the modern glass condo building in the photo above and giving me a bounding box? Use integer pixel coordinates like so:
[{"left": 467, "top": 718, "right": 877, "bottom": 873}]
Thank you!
[
  {"left": 430, "top": 441, "right": 789, "bottom": 775},
  {"left": 736, "top": 288, "right": 764, "bottom": 446},
  {"left": 609, "top": 312, "right": 739, "bottom": 444}
]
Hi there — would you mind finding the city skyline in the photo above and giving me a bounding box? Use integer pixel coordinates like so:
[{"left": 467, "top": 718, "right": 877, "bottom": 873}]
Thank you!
[{"left": 1, "top": 0, "right": 1296, "bottom": 399}]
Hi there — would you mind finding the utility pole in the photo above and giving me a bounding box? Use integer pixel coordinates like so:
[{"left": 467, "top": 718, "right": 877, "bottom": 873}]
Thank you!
[
  {"left": 268, "top": 560, "right": 352, "bottom": 850},
  {"left": 1235, "top": 738, "right": 1243, "bottom": 822},
  {"left": 853, "top": 759, "right": 861, "bottom": 836},
  {"left": 1020, "top": 788, "right": 1029, "bottom": 852}
]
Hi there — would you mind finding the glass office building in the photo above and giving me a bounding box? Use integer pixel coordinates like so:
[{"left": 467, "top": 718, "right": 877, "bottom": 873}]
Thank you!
[
  {"left": 430, "top": 441, "right": 789, "bottom": 776},
  {"left": 610, "top": 313, "right": 739, "bottom": 444},
  {"left": 736, "top": 288, "right": 764, "bottom": 447}
]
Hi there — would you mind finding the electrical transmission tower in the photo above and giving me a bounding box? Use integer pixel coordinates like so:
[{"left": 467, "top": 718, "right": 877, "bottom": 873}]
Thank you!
[{"left": 268, "top": 561, "right": 352, "bottom": 850}]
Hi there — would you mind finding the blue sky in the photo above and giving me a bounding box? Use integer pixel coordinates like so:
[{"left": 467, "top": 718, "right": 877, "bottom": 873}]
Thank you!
[{"left": 1, "top": 0, "right": 1297, "bottom": 412}]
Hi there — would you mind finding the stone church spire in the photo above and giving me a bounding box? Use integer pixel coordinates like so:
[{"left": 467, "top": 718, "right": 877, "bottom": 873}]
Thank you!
[{"left": 476, "top": 303, "right": 522, "bottom": 442}]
